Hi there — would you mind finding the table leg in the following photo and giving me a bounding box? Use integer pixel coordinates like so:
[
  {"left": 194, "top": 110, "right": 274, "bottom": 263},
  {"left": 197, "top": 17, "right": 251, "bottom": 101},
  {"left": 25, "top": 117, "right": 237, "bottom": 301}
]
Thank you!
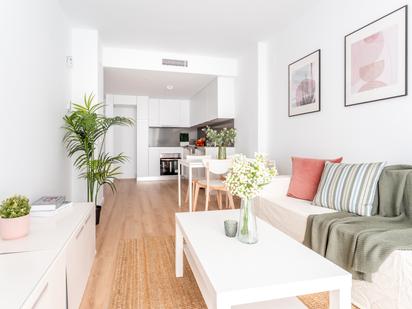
[
  {"left": 175, "top": 222, "right": 183, "bottom": 277},
  {"left": 178, "top": 162, "right": 181, "bottom": 208},
  {"left": 330, "top": 286, "right": 351, "bottom": 309},
  {"left": 189, "top": 166, "right": 193, "bottom": 212}
]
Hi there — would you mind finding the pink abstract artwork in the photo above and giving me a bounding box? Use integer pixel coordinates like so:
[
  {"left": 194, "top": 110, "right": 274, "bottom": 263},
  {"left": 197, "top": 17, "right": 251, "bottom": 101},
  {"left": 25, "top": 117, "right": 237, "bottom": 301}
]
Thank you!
[
  {"left": 289, "top": 49, "right": 320, "bottom": 116},
  {"left": 292, "top": 63, "right": 317, "bottom": 107},
  {"left": 351, "top": 25, "right": 398, "bottom": 94}
]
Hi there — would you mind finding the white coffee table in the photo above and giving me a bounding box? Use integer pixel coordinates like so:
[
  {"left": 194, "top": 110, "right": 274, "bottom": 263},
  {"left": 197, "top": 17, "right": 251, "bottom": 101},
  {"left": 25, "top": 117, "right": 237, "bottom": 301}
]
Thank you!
[{"left": 175, "top": 210, "right": 351, "bottom": 309}]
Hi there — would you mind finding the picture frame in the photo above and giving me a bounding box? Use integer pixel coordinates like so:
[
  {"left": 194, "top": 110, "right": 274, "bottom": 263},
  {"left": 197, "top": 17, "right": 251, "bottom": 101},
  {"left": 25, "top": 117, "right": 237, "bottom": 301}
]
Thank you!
[
  {"left": 288, "top": 49, "right": 321, "bottom": 117},
  {"left": 344, "top": 6, "right": 408, "bottom": 107}
]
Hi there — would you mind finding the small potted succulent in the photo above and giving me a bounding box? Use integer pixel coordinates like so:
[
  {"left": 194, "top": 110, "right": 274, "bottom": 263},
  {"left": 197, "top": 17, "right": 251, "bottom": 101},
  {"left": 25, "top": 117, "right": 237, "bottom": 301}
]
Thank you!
[{"left": 0, "top": 195, "right": 31, "bottom": 240}]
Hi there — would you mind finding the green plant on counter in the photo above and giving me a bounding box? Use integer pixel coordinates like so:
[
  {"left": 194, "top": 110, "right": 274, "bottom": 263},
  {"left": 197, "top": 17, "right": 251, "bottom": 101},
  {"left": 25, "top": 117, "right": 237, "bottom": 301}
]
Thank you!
[
  {"left": 0, "top": 195, "right": 31, "bottom": 219},
  {"left": 63, "top": 93, "right": 134, "bottom": 203},
  {"left": 203, "top": 127, "right": 237, "bottom": 147}
]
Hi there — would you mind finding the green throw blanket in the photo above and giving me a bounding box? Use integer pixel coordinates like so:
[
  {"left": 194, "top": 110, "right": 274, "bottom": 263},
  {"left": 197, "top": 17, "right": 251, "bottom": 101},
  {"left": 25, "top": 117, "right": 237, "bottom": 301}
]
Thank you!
[{"left": 304, "top": 165, "right": 412, "bottom": 281}]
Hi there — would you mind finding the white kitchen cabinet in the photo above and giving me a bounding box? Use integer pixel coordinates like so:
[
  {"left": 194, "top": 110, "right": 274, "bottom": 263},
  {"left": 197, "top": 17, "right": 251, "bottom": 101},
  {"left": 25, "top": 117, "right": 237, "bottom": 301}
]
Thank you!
[
  {"left": 113, "top": 94, "right": 136, "bottom": 106},
  {"left": 149, "top": 98, "right": 160, "bottom": 126},
  {"left": 149, "top": 99, "right": 190, "bottom": 127},
  {"left": 159, "top": 99, "right": 181, "bottom": 127},
  {"left": 137, "top": 96, "right": 149, "bottom": 120},
  {"left": 199, "top": 88, "right": 208, "bottom": 124},
  {"left": 148, "top": 148, "right": 160, "bottom": 177},
  {"left": 217, "top": 77, "right": 235, "bottom": 118},
  {"left": 206, "top": 79, "right": 218, "bottom": 120},
  {"left": 190, "top": 77, "right": 235, "bottom": 126},
  {"left": 137, "top": 119, "right": 149, "bottom": 177},
  {"left": 180, "top": 100, "right": 190, "bottom": 127}
]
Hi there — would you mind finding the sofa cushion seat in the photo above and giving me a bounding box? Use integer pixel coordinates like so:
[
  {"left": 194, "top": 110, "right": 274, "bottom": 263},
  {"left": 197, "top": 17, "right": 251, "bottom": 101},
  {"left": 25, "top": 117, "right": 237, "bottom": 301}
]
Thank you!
[{"left": 257, "top": 195, "right": 337, "bottom": 243}]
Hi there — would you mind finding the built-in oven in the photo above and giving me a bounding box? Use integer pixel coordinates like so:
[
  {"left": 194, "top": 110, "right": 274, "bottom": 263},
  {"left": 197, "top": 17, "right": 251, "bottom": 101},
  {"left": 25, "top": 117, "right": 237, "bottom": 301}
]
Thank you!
[{"left": 160, "top": 153, "right": 181, "bottom": 176}]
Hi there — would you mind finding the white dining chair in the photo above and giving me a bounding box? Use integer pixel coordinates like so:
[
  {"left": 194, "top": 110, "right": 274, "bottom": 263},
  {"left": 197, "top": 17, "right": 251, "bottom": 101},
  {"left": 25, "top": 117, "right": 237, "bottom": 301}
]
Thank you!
[
  {"left": 193, "top": 158, "right": 235, "bottom": 211},
  {"left": 184, "top": 155, "right": 211, "bottom": 204}
]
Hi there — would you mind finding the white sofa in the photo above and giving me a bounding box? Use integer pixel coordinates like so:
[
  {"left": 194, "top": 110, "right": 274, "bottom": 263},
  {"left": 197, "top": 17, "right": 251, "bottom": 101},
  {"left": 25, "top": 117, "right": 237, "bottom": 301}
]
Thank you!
[{"left": 256, "top": 176, "right": 412, "bottom": 309}]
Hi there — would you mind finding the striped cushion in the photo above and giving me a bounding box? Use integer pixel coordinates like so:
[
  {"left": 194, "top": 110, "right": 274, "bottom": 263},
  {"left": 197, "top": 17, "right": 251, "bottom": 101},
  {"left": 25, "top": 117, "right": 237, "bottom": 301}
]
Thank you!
[{"left": 313, "top": 162, "right": 385, "bottom": 216}]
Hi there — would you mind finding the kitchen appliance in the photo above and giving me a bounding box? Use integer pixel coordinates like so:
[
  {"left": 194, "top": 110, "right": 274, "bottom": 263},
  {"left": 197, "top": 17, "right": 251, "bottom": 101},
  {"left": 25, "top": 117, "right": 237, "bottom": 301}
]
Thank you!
[
  {"left": 160, "top": 153, "right": 181, "bottom": 175},
  {"left": 180, "top": 132, "right": 189, "bottom": 146}
]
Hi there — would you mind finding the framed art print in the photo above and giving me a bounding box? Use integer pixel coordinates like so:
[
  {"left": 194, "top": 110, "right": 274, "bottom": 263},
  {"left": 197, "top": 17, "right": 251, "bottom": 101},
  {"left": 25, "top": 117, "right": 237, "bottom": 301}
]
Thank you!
[
  {"left": 345, "top": 6, "right": 407, "bottom": 106},
  {"left": 288, "top": 49, "right": 321, "bottom": 117}
]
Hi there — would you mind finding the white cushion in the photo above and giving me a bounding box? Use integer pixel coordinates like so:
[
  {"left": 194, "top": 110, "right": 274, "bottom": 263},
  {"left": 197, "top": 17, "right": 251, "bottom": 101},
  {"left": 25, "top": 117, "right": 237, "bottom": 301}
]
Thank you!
[{"left": 257, "top": 190, "right": 336, "bottom": 243}]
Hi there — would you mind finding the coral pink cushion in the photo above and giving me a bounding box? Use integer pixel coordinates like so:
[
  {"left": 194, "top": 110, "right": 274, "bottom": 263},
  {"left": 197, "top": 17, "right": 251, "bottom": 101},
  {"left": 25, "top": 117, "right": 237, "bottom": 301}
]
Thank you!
[{"left": 287, "top": 156, "right": 343, "bottom": 201}]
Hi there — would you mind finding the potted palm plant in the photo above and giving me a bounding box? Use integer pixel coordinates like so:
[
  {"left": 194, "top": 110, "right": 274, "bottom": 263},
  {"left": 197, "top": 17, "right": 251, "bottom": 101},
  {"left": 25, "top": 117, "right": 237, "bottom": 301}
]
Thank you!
[
  {"left": 63, "top": 94, "right": 134, "bottom": 224},
  {"left": 0, "top": 195, "right": 31, "bottom": 240}
]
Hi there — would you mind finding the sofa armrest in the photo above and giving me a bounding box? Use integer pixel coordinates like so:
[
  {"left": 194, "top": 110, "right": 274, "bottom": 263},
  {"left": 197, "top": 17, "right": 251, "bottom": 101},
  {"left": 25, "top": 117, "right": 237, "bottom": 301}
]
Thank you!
[{"left": 260, "top": 175, "right": 291, "bottom": 199}]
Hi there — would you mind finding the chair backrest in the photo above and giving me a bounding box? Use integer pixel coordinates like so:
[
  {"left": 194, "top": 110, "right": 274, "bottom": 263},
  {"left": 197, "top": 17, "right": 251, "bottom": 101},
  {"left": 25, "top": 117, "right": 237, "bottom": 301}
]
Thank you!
[{"left": 203, "top": 159, "right": 232, "bottom": 175}]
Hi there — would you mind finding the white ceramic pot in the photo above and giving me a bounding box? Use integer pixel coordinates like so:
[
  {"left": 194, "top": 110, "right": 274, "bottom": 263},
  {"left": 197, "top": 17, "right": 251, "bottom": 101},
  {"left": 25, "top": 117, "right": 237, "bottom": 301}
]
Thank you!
[{"left": 0, "top": 215, "right": 30, "bottom": 240}]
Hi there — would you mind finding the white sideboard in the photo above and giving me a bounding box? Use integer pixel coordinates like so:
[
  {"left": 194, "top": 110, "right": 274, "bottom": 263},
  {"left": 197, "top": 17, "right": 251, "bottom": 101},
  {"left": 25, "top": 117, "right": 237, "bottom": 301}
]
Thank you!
[{"left": 0, "top": 203, "right": 95, "bottom": 309}]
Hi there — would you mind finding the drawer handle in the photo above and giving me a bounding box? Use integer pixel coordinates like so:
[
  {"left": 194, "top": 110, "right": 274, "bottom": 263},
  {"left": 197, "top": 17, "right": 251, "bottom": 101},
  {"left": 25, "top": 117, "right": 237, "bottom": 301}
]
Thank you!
[
  {"left": 85, "top": 213, "right": 91, "bottom": 225},
  {"left": 32, "top": 283, "right": 48, "bottom": 308},
  {"left": 76, "top": 224, "right": 85, "bottom": 239}
]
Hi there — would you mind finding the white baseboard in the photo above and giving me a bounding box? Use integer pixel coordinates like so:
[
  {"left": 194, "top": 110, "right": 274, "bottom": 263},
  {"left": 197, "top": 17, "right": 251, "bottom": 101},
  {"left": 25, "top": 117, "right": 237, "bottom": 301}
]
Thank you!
[{"left": 136, "top": 176, "right": 178, "bottom": 182}]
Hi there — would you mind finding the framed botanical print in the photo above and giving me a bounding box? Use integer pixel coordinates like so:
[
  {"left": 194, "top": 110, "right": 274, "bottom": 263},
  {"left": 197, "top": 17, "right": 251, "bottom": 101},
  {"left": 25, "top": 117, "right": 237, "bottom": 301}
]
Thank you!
[
  {"left": 345, "top": 6, "right": 407, "bottom": 106},
  {"left": 288, "top": 49, "right": 321, "bottom": 117}
]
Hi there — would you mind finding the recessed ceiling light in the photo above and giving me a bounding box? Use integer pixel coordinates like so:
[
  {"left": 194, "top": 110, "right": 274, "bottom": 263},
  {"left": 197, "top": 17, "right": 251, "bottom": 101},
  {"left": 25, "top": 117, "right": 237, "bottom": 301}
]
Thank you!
[{"left": 166, "top": 85, "right": 174, "bottom": 90}]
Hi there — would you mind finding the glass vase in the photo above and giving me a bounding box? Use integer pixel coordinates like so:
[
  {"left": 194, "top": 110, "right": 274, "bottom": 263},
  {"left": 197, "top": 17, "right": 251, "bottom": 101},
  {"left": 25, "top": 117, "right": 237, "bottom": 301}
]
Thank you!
[
  {"left": 238, "top": 198, "right": 258, "bottom": 244},
  {"left": 218, "top": 146, "right": 227, "bottom": 160}
]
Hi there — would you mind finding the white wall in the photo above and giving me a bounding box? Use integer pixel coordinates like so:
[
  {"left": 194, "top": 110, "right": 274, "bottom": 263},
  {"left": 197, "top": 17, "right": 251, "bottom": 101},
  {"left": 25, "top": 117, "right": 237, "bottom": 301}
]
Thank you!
[
  {"left": 234, "top": 46, "right": 259, "bottom": 157},
  {"left": 71, "top": 29, "right": 100, "bottom": 104},
  {"left": 266, "top": 0, "right": 412, "bottom": 174},
  {"left": 70, "top": 29, "right": 102, "bottom": 202},
  {"left": 0, "top": 0, "right": 71, "bottom": 201}
]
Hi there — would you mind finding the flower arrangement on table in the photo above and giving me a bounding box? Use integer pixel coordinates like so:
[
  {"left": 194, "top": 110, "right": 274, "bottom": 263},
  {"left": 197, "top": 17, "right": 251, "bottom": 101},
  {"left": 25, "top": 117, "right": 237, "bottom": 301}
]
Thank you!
[
  {"left": 225, "top": 153, "right": 277, "bottom": 244},
  {"left": 203, "top": 126, "right": 236, "bottom": 159}
]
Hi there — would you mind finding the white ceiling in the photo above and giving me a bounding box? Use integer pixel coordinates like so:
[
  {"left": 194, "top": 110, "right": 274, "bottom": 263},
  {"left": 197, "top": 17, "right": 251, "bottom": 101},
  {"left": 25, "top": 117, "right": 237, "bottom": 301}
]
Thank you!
[
  {"left": 104, "top": 68, "right": 215, "bottom": 99},
  {"left": 60, "top": 0, "right": 314, "bottom": 58}
]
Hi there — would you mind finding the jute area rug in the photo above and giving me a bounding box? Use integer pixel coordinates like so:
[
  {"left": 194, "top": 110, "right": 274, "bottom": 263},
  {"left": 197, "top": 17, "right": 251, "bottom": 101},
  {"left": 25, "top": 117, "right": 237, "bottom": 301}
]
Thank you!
[{"left": 109, "top": 236, "right": 358, "bottom": 309}]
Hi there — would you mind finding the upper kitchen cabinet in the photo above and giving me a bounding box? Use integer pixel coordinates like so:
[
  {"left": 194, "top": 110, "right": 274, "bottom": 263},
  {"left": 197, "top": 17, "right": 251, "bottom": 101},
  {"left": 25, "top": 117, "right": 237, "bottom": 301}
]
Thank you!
[
  {"left": 190, "top": 77, "right": 234, "bottom": 126},
  {"left": 148, "top": 99, "right": 160, "bottom": 126},
  {"left": 149, "top": 99, "right": 190, "bottom": 127},
  {"left": 109, "top": 94, "right": 149, "bottom": 120},
  {"left": 112, "top": 95, "right": 136, "bottom": 106},
  {"left": 136, "top": 96, "right": 149, "bottom": 120},
  {"left": 159, "top": 99, "right": 181, "bottom": 127},
  {"left": 180, "top": 100, "right": 190, "bottom": 127}
]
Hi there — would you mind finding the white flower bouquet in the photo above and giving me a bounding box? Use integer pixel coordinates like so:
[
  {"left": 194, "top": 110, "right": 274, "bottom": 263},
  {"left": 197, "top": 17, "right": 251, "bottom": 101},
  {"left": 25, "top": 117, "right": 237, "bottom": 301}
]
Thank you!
[
  {"left": 225, "top": 153, "right": 277, "bottom": 244},
  {"left": 225, "top": 153, "right": 277, "bottom": 200}
]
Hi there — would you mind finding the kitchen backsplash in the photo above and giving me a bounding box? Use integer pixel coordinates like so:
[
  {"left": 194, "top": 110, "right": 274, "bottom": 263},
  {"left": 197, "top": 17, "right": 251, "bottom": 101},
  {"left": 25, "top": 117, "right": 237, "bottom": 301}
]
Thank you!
[{"left": 149, "top": 127, "right": 196, "bottom": 147}]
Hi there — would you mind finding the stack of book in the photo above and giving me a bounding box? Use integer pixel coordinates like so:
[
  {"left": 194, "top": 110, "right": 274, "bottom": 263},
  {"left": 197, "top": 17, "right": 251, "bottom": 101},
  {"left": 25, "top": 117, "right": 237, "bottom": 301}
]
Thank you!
[{"left": 31, "top": 196, "right": 72, "bottom": 217}]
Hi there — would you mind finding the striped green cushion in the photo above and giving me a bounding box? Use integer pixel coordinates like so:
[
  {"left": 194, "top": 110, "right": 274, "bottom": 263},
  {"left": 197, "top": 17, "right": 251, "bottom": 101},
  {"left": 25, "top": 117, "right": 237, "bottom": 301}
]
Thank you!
[{"left": 313, "top": 162, "right": 385, "bottom": 216}]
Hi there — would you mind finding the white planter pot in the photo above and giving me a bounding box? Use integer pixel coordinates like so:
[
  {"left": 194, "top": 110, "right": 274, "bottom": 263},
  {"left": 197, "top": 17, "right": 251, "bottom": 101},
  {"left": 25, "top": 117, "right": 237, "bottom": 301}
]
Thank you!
[{"left": 0, "top": 215, "right": 30, "bottom": 240}]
